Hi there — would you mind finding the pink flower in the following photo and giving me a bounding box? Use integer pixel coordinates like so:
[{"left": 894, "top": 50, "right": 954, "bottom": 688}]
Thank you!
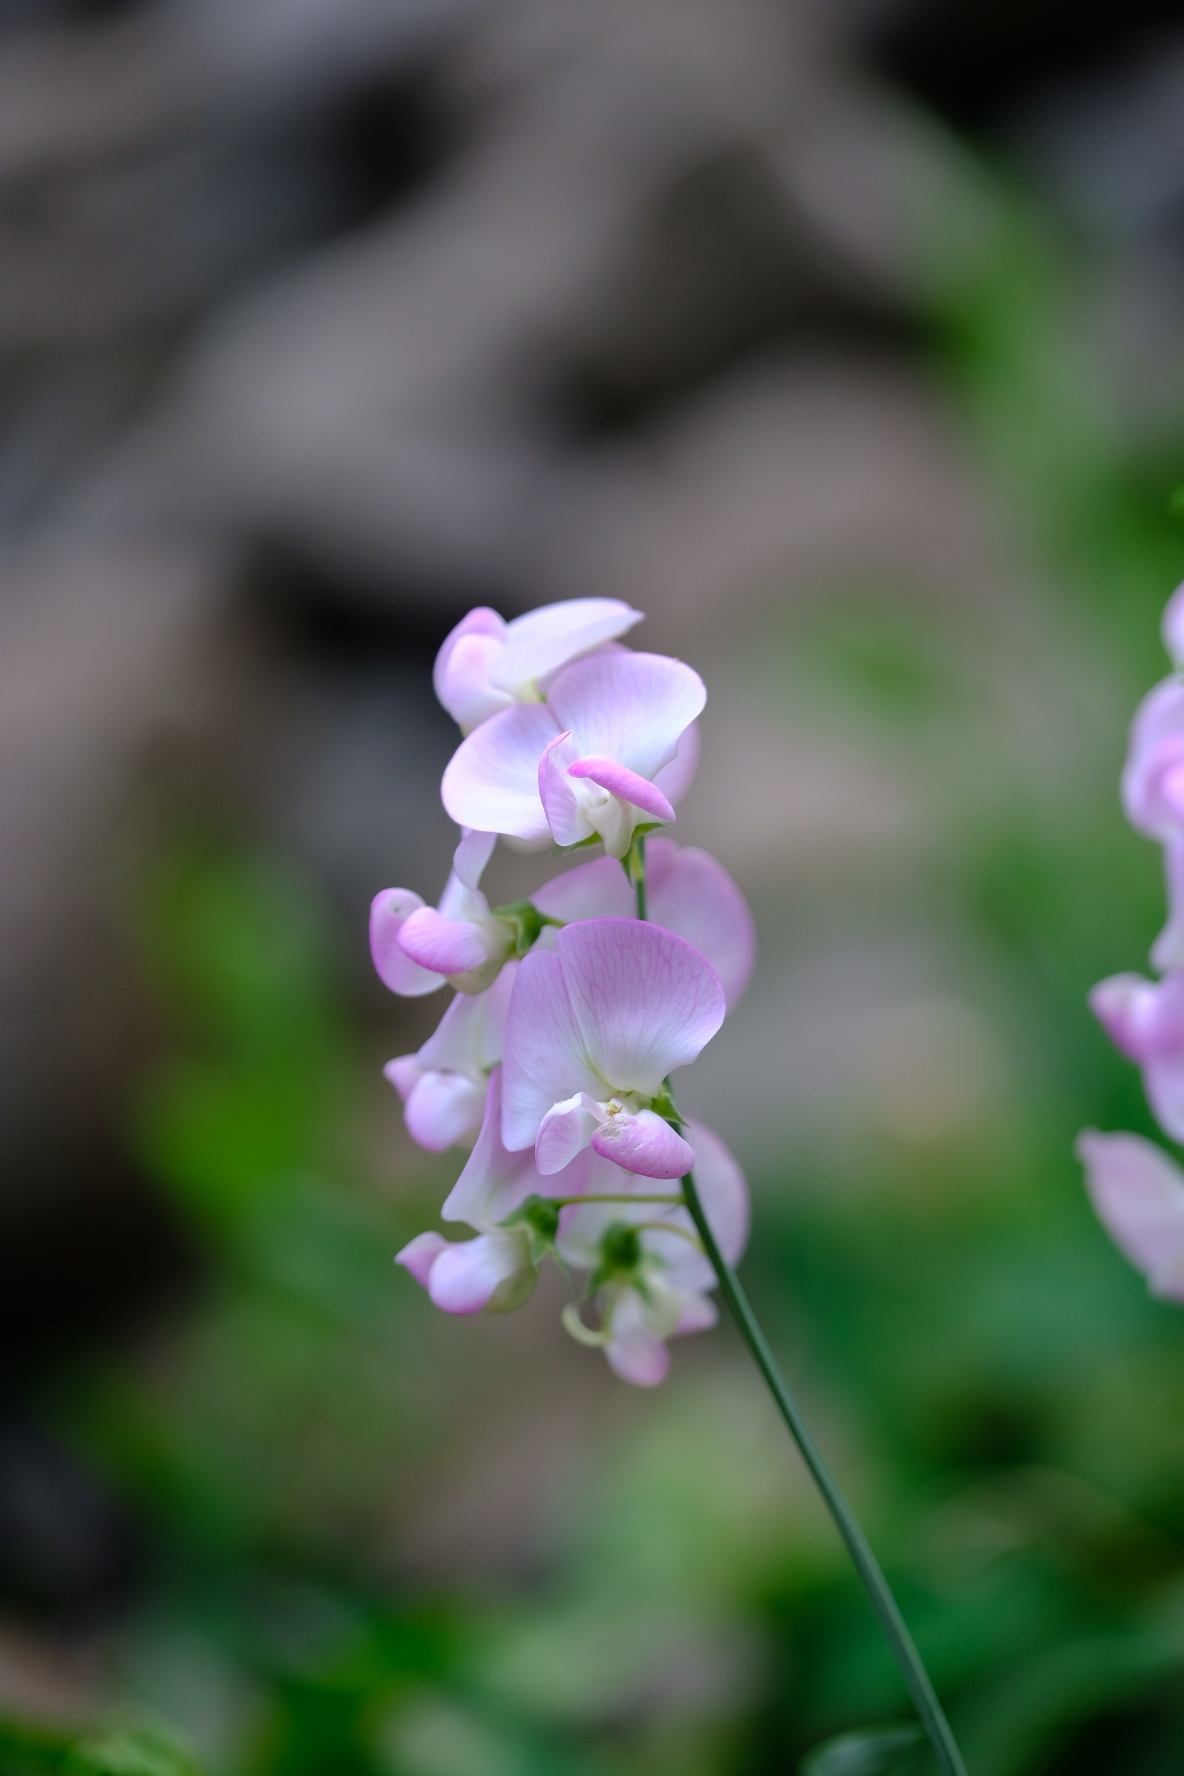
[
  {"left": 434, "top": 599, "right": 643, "bottom": 732},
  {"left": 1090, "top": 970, "right": 1184, "bottom": 1140},
  {"left": 501, "top": 918, "right": 725, "bottom": 1178},
  {"left": 1077, "top": 1129, "right": 1184, "bottom": 1301},
  {"left": 558, "top": 1121, "right": 749, "bottom": 1385},
  {"left": 441, "top": 652, "right": 705, "bottom": 858},
  {"left": 371, "top": 831, "right": 505, "bottom": 996},
  {"left": 385, "top": 965, "right": 516, "bottom": 1151},
  {"left": 532, "top": 838, "right": 755, "bottom": 1009},
  {"left": 396, "top": 1069, "right": 587, "bottom": 1313}
]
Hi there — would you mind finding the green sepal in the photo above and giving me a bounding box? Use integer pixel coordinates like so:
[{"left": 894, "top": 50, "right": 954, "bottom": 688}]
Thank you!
[
  {"left": 589, "top": 1220, "right": 643, "bottom": 1292},
  {"left": 499, "top": 1193, "right": 561, "bottom": 1264},
  {"left": 491, "top": 898, "right": 560, "bottom": 958}
]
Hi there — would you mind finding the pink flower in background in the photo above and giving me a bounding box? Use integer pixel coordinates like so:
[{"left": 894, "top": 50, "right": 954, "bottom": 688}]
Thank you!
[
  {"left": 1162, "top": 580, "right": 1184, "bottom": 670},
  {"left": 370, "top": 831, "right": 505, "bottom": 996},
  {"left": 397, "top": 1069, "right": 585, "bottom": 1313},
  {"left": 442, "top": 652, "right": 704, "bottom": 857},
  {"left": 501, "top": 918, "right": 725, "bottom": 1178},
  {"left": 385, "top": 965, "right": 515, "bottom": 1151},
  {"left": 558, "top": 1120, "right": 748, "bottom": 1385},
  {"left": 1077, "top": 1129, "right": 1184, "bottom": 1301},
  {"left": 434, "top": 599, "right": 644, "bottom": 732},
  {"left": 532, "top": 838, "right": 755, "bottom": 1009},
  {"left": 1089, "top": 969, "right": 1184, "bottom": 1140}
]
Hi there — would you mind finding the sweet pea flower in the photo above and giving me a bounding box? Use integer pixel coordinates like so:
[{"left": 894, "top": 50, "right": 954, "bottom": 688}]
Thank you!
[
  {"left": 434, "top": 599, "right": 644, "bottom": 732},
  {"left": 1077, "top": 1128, "right": 1184, "bottom": 1301},
  {"left": 385, "top": 964, "right": 516, "bottom": 1151},
  {"left": 558, "top": 1121, "right": 749, "bottom": 1385},
  {"left": 1089, "top": 969, "right": 1184, "bottom": 1140},
  {"left": 441, "top": 652, "right": 705, "bottom": 858},
  {"left": 370, "top": 831, "right": 505, "bottom": 996},
  {"left": 397, "top": 1069, "right": 587, "bottom": 1313},
  {"left": 501, "top": 918, "right": 725, "bottom": 1179},
  {"left": 532, "top": 838, "right": 755, "bottom": 1009}
]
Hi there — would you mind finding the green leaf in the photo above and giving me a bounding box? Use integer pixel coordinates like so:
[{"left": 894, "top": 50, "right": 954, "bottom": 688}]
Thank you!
[
  {"left": 67, "top": 1727, "right": 200, "bottom": 1776},
  {"left": 801, "top": 1724, "right": 930, "bottom": 1776}
]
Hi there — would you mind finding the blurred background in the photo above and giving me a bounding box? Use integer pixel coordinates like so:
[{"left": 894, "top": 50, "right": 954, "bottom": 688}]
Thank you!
[{"left": 2, "top": 0, "right": 1184, "bottom": 1771}]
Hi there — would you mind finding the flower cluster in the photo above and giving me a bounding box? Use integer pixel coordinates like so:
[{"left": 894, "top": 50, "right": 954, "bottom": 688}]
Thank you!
[
  {"left": 373, "top": 598, "right": 756, "bottom": 1384},
  {"left": 1081, "top": 582, "right": 1184, "bottom": 1298}
]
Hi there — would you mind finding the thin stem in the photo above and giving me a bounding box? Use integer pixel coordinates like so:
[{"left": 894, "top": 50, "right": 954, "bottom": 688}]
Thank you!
[
  {"left": 679, "top": 1164, "right": 968, "bottom": 1776},
  {"left": 633, "top": 833, "right": 647, "bottom": 921},
  {"left": 628, "top": 862, "right": 968, "bottom": 1771}
]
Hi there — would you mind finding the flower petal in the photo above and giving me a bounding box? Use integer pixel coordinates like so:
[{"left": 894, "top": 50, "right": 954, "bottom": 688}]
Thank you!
[
  {"left": 685, "top": 1118, "right": 750, "bottom": 1264},
  {"left": 554, "top": 918, "right": 726, "bottom": 1097},
  {"left": 1089, "top": 973, "right": 1161, "bottom": 1062},
  {"left": 501, "top": 949, "right": 608, "bottom": 1149},
  {"left": 494, "top": 598, "right": 644, "bottom": 693},
  {"left": 1123, "top": 678, "right": 1184, "bottom": 838},
  {"left": 652, "top": 720, "right": 699, "bottom": 805},
  {"left": 445, "top": 1069, "right": 591, "bottom": 1224},
  {"left": 645, "top": 841, "right": 755, "bottom": 1009},
  {"left": 453, "top": 828, "right": 497, "bottom": 890},
  {"left": 418, "top": 967, "right": 515, "bottom": 1075},
  {"left": 531, "top": 855, "right": 633, "bottom": 924},
  {"left": 603, "top": 1289, "right": 671, "bottom": 1386},
  {"left": 537, "top": 1093, "right": 605, "bottom": 1174},
  {"left": 591, "top": 1108, "right": 694, "bottom": 1179},
  {"left": 404, "top": 1069, "right": 487, "bottom": 1151},
  {"left": 1078, "top": 1128, "right": 1184, "bottom": 1299},
  {"left": 370, "top": 889, "right": 444, "bottom": 996},
  {"left": 398, "top": 906, "right": 499, "bottom": 978},
  {"left": 548, "top": 652, "right": 706, "bottom": 781},
  {"left": 434, "top": 607, "right": 510, "bottom": 729},
  {"left": 537, "top": 730, "right": 585, "bottom": 847},
  {"left": 442, "top": 702, "right": 560, "bottom": 839},
  {"left": 1163, "top": 581, "right": 1184, "bottom": 668},
  {"left": 567, "top": 756, "right": 676, "bottom": 824},
  {"left": 428, "top": 1231, "right": 535, "bottom": 1314},
  {"left": 395, "top": 1231, "right": 449, "bottom": 1289}
]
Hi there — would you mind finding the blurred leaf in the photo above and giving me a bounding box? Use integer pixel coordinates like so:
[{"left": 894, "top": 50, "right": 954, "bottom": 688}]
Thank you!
[
  {"left": 67, "top": 1727, "right": 200, "bottom": 1776},
  {"left": 800, "top": 1723, "right": 930, "bottom": 1776}
]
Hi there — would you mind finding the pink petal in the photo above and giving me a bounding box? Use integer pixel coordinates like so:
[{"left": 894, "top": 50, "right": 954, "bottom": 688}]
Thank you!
[
  {"left": 446, "top": 1069, "right": 589, "bottom": 1224},
  {"left": 536, "top": 1093, "right": 605, "bottom": 1174},
  {"left": 1123, "top": 679, "right": 1184, "bottom": 837},
  {"left": 495, "top": 598, "right": 644, "bottom": 692},
  {"left": 1089, "top": 973, "right": 1161, "bottom": 1062},
  {"left": 538, "top": 730, "right": 585, "bottom": 847},
  {"left": 674, "top": 1292, "right": 719, "bottom": 1335},
  {"left": 1077, "top": 1129, "right": 1184, "bottom": 1299},
  {"left": 370, "top": 889, "right": 444, "bottom": 997},
  {"left": 652, "top": 720, "right": 699, "bottom": 806},
  {"left": 1154, "top": 836, "right": 1184, "bottom": 971},
  {"left": 532, "top": 855, "right": 633, "bottom": 924},
  {"left": 434, "top": 608, "right": 510, "bottom": 730},
  {"left": 384, "top": 1055, "right": 422, "bottom": 1102},
  {"left": 1163, "top": 581, "right": 1184, "bottom": 668},
  {"left": 404, "top": 1070, "right": 487, "bottom": 1151},
  {"left": 418, "top": 968, "right": 515, "bottom": 1076},
  {"left": 501, "top": 949, "right": 607, "bottom": 1149},
  {"left": 591, "top": 1108, "right": 694, "bottom": 1179},
  {"left": 567, "top": 756, "right": 676, "bottom": 823},
  {"left": 556, "top": 918, "right": 726, "bottom": 1097},
  {"left": 395, "top": 1231, "right": 448, "bottom": 1289},
  {"left": 398, "top": 906, "right": 497, "bottom": 977},
  {"left": 442, "top": 702, "right": 560, "bottom": 840},
  {"left": 453, "top": 828, "right": 497, "bottom": 890},
  {"left": 604, "top": 1293, "right": 670, "bottom": 1386},
  {"left": 685, "top": 1119, "right": 750, "bottom": 1264},
  {"left": 428, "top": 1232, "right": 533, "bottom": 1314},
  {"left": 548, "top": 652, "right": 706, "bottom": 781},
  {"left": 646, "top": 842, "right": 756, "bottom": 1009}
]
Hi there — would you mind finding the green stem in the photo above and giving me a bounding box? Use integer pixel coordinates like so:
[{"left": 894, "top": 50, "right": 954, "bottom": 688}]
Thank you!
[
  {"left": 632, "top": 833, "right": 647, "bottom": 921},
  {"left": 678, "top": 1164, "right": 968, "bottom": 1776},
  {"left": 629, "top": 866, "right": 967, "bottom": 1773},
  {"left": 548, "top": 1192, "right": 685, "bottom": 1208}
]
